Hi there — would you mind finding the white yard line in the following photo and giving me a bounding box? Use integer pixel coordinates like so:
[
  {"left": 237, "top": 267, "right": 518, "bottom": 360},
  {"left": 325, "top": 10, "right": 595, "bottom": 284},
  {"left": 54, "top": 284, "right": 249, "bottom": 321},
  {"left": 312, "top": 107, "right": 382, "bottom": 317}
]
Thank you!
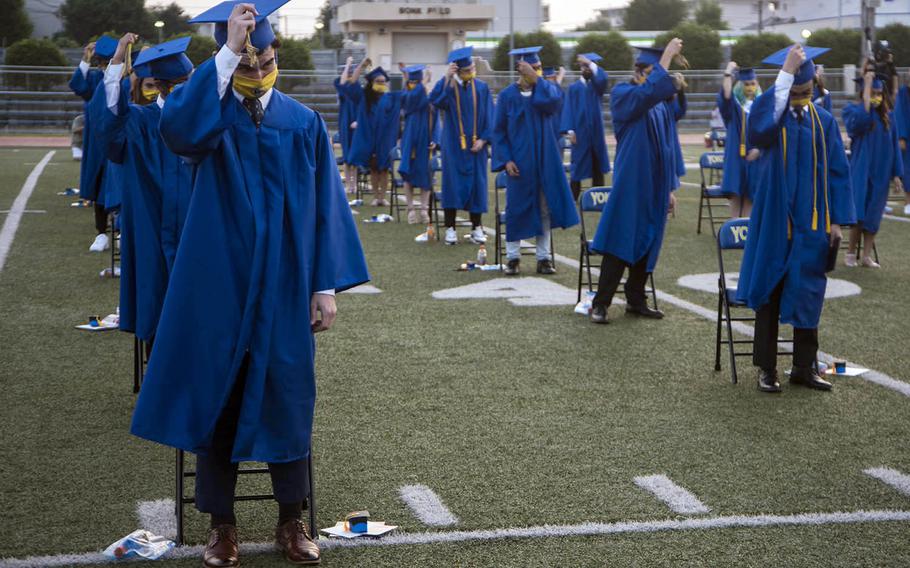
[
  {"left": 864, "top": 467, "right": 910, "bottom": 498},
  {"left": 399, "top": 484, "right": 459, "bottom": 527},
  {"left": 633, "top": 474, "right": 711, "bottom": 515},
  {"left": 3, "top": 509, "right": 909, "bottom": 566},
  {"left": 0, "top": 151, "right": 55, "bottom": 273},
  {"left": 883, "top": 214, "right": 910, "bottom": 223}
]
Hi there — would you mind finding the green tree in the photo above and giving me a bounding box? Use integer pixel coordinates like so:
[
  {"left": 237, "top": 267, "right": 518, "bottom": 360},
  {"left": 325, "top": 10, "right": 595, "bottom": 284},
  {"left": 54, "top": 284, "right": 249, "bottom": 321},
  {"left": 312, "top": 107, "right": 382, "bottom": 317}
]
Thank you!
[
  {"left": 149, "top": 3, "right": 191, "bottom": 38},
  {"left": 5, "top": 39, "right": 69, "bottom": 89},
  {"left": 277, "top": 37, "right": 314, "bottom": 70},
  {"left": 0, "top": 0, "right": 33, "bottom": 47},
  {"left": 492, "top": 31, "right": 562, "bottom": 71},
  {"left": 877, "top": 23, "right": 910, "bottom": 67},
  {"left": 807, "top": 28, "right": 862, "bottom": 67},
  {"left": 625, "top": 0, "right": 688, "bottom": 32},
  {"left": 572, "top": 32, "right": 633, "bottom": 70},
  {"left": 694, "top": 0, "right": 727, "bottom": 30},
  {"left": 167, "top": 32, "right": 217, "bottom": 65},
  {"left": 654, "top": 22, "right": 721, "bottom": 69},
  {"left": 730, "top": 33, "right": 791, "bottom": 68},
  {"left": 59, "top": 0, "right": 152, "bottom": 45},
  {"left": 574, "top": 13, "right": 612, "bottom": 32}
]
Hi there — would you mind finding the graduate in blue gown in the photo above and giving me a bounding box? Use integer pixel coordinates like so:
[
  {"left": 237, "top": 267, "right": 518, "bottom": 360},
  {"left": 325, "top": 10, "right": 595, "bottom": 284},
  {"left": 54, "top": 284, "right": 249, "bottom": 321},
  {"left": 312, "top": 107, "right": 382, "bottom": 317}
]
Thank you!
[
  {"left": 560, "top": 52, "right": 610, "bottom": 201},
  {"left": 812, "top": 64, "right": 833, "bottom": 113},
  {"left": 92, "top": 34, "right": 195, "bottom": 343},
  {"left": 718, "top": 62, "right": 762, "bottom": 216},
  {"left": 668, "top": 72, "right": 688, "bottom": 190},
  {"left": 398, "top": 64, "right": 440, "bottom": 225},
  {"left": 334, "top": 56, "right": 368, "bottom": 194},
  {"left": 892, "top": 75, "right": 910, "bottom": 215},
  {"left": 69, "top": 35, "right": 116, "bottom": 252},
  {"left": 131, "top": 3, "right": 368, "bottom": 563},
  {"left": 492, "top": 47, "right": 579, "bottom": 276},
  {"left": 542, "top": 66, "right": 566, "bottom": 142},
  {"left": 430, "top": 46, "right": 493, "bottom": 245},
  {"left": 588, "top": 41, "right": 685, "bottom": 324},
  {"left": 737, "top": 45, "right": 854, "bottom": 393},
  {"left": 843, "top": 73, "right": 904, "bottom": 268},
  {"left": 347, "top": 66, "right": 403, "bottom": 207}
]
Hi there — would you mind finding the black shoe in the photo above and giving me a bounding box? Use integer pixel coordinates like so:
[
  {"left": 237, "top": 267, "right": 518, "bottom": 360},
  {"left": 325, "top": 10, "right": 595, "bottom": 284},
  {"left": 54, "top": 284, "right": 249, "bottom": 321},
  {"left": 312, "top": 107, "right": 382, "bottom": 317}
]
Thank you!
[
  {"left": 536, "top": 259, "right": 556, "bottom": 275},
  {"left": 504, "top": 258, "right": 520, "bottom": 275},
  {"left": 789, "top": 366, "right": 832, "bottom": 391},
  {"left": 590, "top": 304, "right": 609, "bottom": 324},
  {"left": 625, "top": 304, "right": 664, "bottom": 319},
  {"left": 757, "top": 369, "right": 782, "bottom": 393}
]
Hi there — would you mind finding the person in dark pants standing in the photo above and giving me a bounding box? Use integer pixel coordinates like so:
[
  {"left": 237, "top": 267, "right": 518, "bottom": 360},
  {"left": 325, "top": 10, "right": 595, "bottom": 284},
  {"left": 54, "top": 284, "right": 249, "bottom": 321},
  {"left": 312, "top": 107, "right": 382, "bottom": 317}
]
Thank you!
[
  {"left": 588, "top": 41, "right": 685, "bottom": 324},
  {"left": 737, "top": 44, "right": 854, "bottom": 393},
  {"left": 130, "top": 1, "right": 370, "bottom": 566}
]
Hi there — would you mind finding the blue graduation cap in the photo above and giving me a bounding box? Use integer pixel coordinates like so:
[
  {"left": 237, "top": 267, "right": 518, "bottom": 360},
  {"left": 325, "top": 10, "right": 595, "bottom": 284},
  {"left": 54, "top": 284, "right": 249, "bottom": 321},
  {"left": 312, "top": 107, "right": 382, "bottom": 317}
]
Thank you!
[
  {"left": 447, "top": 46, "right": 473, "bottom": 68},
  {"left": 542, "top": 66, "right": 557, "bottom": 77},
  {"left": 133, "top": 37, "right": 194, "bottom": 80},
  {"left": 403, "top": 64, "right": 425, "bottom": 81},
  {"left": 852, "top": 75, "right": 885, "bottom": 89},
  {"left": 366, "top": 66, "right": 389, "bottom": 82},
  {"left": 580, "top": 52, "right": 603, "bottom": 63},
  {"left": 636, "top": 46, "right": 664, "bottom": 66},
  {"left": 761, "top": 45, "right": 830, "bottom": 85},
  {"left": 189, "top": 0, "right": 289, "bottom": 51},
  {"left": 509, "top": 46, "right": 542, "bottom": 64},
  {"left": 737, "top": 67, "right": 756, "bottom": 81},
  {"left": 94, "top": 35, "right": 118, "bottom": 59}
]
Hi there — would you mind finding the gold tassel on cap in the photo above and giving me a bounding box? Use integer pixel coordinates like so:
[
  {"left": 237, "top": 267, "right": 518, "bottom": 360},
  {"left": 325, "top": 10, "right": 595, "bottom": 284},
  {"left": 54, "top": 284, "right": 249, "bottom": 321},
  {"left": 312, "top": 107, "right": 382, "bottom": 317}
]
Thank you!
[{"left": 245, "top": 31, "right": 259, "bottom": 69}]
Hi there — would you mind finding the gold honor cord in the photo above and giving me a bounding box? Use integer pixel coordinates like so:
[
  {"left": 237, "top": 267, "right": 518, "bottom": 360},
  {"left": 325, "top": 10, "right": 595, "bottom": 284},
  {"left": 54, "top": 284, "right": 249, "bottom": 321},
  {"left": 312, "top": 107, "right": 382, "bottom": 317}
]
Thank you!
[
  {"left": 453, "top": 78, "right": 477, "bottom": 151},
  {"left": 809, "top": 103, "right": 831, "bottom": 232},
  {"left": 740, "top": 105, "right": 746, "bottom": 158}
]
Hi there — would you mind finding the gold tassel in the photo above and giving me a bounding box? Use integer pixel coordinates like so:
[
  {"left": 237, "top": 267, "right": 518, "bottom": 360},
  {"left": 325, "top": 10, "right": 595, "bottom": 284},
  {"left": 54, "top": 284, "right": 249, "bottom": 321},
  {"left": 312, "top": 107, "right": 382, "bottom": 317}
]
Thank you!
[
  {"left": 245, "top": 31, "right": 259, "bottom": 69},
  {"left": 740, "top": 107, "right": 746, "bottom": 158},
  {"left": 810, "top": 103, "right": 819, "bottom": 231},
  {"left": 460, "top": 135, "right": 467, "bottom": 150}
]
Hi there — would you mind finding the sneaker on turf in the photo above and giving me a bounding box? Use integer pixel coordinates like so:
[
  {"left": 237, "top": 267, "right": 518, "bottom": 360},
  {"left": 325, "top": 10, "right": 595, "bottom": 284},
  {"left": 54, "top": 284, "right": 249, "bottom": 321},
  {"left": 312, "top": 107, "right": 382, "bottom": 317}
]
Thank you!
[
  {"left": 861, "top": 256, "right": 881, "bottom": 269},
  {"left": 470, "top": 227, "right": 487, "bottom": 244},
  {"left": 904, "top": 203, "right": 910, "bottom": 215},
  {"left": 407, "top": 209, "right": 418, "bottom": 224},
  {"left": 844, "top": 253, "right": 857, "bottom": 267},
  {"left": 89, "top": 233, "right": 109, "bottom": 252},
  {"left": 444, "top": 227, "right": 458, "bottom": 245},
  {"left": 420, "top": 209, "right": 430, "bottom": 224}
]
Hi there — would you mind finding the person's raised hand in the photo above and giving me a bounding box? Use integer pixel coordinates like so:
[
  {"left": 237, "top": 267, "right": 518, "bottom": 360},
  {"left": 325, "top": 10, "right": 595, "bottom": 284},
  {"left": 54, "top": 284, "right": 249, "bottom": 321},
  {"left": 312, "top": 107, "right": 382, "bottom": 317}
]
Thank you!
[
  {"left": 83, "top": 42, "right": 96, "bottom": 63},
  {"left": 112, "top": 33, "right": 139, "bottom": 65},
  {"left": 446, "top": 62, "right": 458, "bottom": 80},
  {"left": 577, "top": 54, "right": 591, "bottom": 67},
  {"left": 725, "top": 61, "right": 738, "bottom": 75},
  {"left": 782, "top": 44, "right": 806, "bottom": 75},
  {"left": 660, "top": 37, "right": 683, "bottom": 69},
  {"left": 517, "top": 60, "right": 537, "bottom": 84},
  {"left": 226, "top": 3, "right": 258, "bottom": 55}
]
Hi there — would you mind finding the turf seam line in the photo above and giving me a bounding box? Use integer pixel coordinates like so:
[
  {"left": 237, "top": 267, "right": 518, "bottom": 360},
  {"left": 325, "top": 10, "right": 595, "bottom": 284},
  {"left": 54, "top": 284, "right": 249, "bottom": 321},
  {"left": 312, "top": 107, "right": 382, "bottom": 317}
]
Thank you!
[
  {"left": 0, "top": 150, "right": 55, "bottom": 273},
  {"left": 398, "top": 484, "right": 459, "bottom": 527},
  {"left": 4, "top": 509, "right": 910, "bottom": 565},
  {"left": 864, "top": 467, "right": 910, "bottom": 497},
  {"left": 632, "top": 474, "right": 711, "bottom": 515}
]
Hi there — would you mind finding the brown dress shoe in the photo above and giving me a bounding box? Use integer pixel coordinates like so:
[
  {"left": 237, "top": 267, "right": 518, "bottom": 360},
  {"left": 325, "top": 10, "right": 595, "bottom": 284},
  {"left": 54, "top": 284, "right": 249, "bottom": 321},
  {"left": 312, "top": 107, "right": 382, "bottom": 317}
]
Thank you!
[
  {"left": 203, "top": 524, "right": 239, "bottom": 568},
  {"left": 275, "top": 519, "right": 321, "bottom": 565}
]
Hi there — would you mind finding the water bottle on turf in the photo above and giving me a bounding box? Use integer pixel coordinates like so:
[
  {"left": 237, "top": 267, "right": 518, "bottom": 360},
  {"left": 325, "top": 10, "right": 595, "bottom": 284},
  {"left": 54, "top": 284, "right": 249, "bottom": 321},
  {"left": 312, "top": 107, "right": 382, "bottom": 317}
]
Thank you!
[{"left": 477, "top": 244, "right": 487, "bottom": 265}]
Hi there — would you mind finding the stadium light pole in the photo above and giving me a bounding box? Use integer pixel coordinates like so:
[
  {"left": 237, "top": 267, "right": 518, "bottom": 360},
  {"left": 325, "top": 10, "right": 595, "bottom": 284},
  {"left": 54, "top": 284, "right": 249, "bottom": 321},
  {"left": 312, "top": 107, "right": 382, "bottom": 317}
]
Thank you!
[
  {"left": 508, "top": 0, "right": 514, "bottom": 81},
  {"left": 154, "top": 20, "right": 165, "bottom": 44}
]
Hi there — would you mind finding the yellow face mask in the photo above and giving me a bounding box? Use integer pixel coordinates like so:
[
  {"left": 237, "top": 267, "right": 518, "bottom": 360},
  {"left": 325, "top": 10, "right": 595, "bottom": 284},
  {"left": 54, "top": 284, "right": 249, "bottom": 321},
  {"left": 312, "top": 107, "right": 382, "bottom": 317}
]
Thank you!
[
  {"left": 743, "top": 85, "right": 757, "bottom": 97},
  {"left": 535, "top": 68, "right": 543, "bottom": 77},
  {"left": 372, "top": 83, "right": 389, "bottom": 93},
  {"left": 458, "top": 70, "right": 476, "bottom": 82},
  {"left": 140, "top": 88, "right": 159, "bottom": 102},
  {"left": 406, "top": 81, "right": 417, "bottom": 91},
  {"left": 790, "top": 95, "right": 811, "bottom": 108},
  {"left": 870, "top": 95, "right": 883, "bottom": 107},
  {"left": 233, "top": 67, "right": 278, "bottom": 99}
]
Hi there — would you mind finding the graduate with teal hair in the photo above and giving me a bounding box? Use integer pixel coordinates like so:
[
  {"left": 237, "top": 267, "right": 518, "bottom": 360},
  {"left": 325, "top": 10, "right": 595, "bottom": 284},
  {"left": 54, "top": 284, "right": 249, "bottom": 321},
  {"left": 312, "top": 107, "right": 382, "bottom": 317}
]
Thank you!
[
  {"left": 737, "top": 44, "right": 854, "bottom": 394},
  {"left": 843, "top": 72, "right": 904, "bottom": 268},
  {"left": 717, "top": 62, "right": 763, "bottom": 216},
  {"left": 334, "top": 56, "right": 368, "bottom": 194}
]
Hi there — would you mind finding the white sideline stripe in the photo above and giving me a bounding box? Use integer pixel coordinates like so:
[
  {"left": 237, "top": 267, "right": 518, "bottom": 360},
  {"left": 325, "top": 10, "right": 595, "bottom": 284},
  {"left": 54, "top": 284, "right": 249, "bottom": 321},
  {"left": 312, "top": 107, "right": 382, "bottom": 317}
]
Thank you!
[
  {"left": 550, "top": 251, "right": 910, "bottom": 397},
  {"left": 633, "top": 474, "right": 711, "bottom": 515},
  {"left": 0, "top": 150, "right": 54, "bottom": 273},
  {"left": 864, "top": 467, "right": 910, "bottom": 497},
  {"left": 136, "top": 499, "right": 178, "bottom": 540},
  {"left": 0, "top": 210, "right": 46, "bottom": 214},
  {"left": 679, "top": 181, "right": 701, "bottom": 188},
  {"left": 399, "top": 484, "right": 459, "bottom": 526},
  {"left": 4, "top": 509, "right": 910, "bottom": 565},
  {"left": 883, "top": 214, "right": 910, "bottom": 223}
]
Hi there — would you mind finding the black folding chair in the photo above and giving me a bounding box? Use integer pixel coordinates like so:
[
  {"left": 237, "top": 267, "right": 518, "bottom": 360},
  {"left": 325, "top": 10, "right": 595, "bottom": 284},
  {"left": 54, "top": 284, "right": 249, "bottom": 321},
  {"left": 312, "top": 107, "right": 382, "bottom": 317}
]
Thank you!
[
  {"left": 714, "top": 218, "right": 794, "bottom": 384},
  {"left": 708, "top": 128, "right": 726, "bottom": 150},
  {"left": 576, "top": 187, "right": 658, "bottom": 309},
  {"left": 838, "top": 229, "right": 880, "bottom": 265},
  {"left": 388, "top": 146, "right": 404, "bottom": 222},
  {"left": 107, "top": 211, "right": 120, "bottom": 278},
  {"left": 493, "top": 171, "right": 555, "bottom": 268},
  {"left": 696, "top": 151, "right": 730, "bottom": 237},
  {"left": 133, "top": 337, "right": 149, "bottom": 393},
  {"left": 559, "top": 136, "right": 572, "bottom": 176},
  {"left": 175, "top": 449, "right": 317, "bottom": 546}
]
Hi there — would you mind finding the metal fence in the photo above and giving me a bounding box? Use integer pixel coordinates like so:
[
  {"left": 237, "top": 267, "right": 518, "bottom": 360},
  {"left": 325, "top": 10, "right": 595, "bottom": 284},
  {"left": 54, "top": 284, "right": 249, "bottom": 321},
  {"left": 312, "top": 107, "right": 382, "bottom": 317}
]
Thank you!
[{"left": 0, "top": 64, "right": 868, "bottom": 136}]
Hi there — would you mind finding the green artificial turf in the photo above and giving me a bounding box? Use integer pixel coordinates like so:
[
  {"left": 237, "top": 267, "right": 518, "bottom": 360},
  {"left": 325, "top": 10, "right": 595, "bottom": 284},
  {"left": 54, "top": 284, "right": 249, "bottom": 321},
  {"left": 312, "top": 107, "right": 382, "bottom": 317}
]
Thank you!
[{"left": 1, "top": 147, "right": 909, "bottom": 567}]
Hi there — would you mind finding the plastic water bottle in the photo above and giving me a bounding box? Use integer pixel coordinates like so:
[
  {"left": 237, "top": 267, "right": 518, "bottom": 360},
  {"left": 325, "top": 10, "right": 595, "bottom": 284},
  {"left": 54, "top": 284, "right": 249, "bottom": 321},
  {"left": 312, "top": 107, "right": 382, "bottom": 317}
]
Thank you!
[{"left": 477, "top": 244, "right": 487, "bottom": 265}]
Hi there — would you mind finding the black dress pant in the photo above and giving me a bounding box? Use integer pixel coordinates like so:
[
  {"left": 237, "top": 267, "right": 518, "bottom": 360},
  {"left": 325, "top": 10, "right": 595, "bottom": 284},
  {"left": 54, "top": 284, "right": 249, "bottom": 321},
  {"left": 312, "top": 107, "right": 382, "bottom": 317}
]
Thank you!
[
  {"left": 570, "top": 150, "right": 605, "bottom": 202},
  {"left": 444, "top": 208, "right": 482, "bottom": 229},
  {"left": 592, "top": 253, "right": 649, "bottom": 309},
  {"left": 195, "top": 355, "right": 309, "bottom": 517},
  {"left": 753, "top": 282, "right": 819, "bottom": 371},
  {"left": 94, "top": 202, "right": 108, "bottom": 234}
]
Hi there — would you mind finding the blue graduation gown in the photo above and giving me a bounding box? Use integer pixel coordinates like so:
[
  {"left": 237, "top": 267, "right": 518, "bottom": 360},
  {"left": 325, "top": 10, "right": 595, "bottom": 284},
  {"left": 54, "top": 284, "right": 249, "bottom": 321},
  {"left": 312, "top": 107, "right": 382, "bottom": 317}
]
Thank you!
[
  {"left": 738, "top": 93, "right": 854, "bottom": 329},
  {"left": 717, "top": 90, "right": 757, "bottom": 199},
  {"left": 69, "top": 66, "right": 106, "bottom": 201},
  {"left": 491, "top": 81, "right": 579, "bottom": 242},
  {"left": 96, "top": 77, "right": 135, "bottom": 212},
  {"left": 132, "top": 59, "right": 369, "bottom": 463},
  {"left": 550, "top": 85, "right": 564, "bottom": 141},
  {"left": 669, "top": 92, "right": 687, "bottom": 188},
  {"left": 590, "top": 65, "right": 678, "bottom": 272},
  {"left": 430, "top": 77, "right": 493, "bottom": 213},
  {"left": 813, "top": 87, "right": 832, "bottom": 113},
  {"left": 334, "top": 78, "right": 359, "bottom": 163},
  {"left": 843, "top": 103, "right": 903, "bottom": 234},
  {"left": 347, "top": 87, "right": 402, "bottom": 171},
  {"left": 893, "top": 85, "right": 910, "bottom": 190},
  {"left": 398, "top": 86, "right": 440, "bottom": 190},
  {"left": 559, "top": 68, "right": 611, "bottom": 182}
]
